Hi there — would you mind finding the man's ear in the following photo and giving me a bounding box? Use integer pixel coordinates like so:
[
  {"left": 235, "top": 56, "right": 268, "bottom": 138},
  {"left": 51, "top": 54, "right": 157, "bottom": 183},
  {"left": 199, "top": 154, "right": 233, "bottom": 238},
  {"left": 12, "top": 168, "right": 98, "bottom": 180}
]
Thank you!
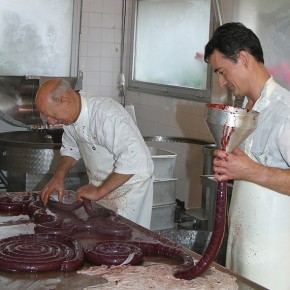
[
  {"left": 239, "top": 51, "right": 249, "bottom": 67},
  {"left": 61, "top": 95, "right": 70, "bottom": 106}
]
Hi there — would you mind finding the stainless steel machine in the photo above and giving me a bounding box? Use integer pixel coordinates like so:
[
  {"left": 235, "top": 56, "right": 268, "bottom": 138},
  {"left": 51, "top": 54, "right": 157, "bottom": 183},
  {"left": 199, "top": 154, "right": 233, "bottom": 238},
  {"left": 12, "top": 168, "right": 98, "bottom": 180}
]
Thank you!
[
  {"left": 0, "top": 75, "right": 88, "bottom": 192},
  {"left": 0, "top": 76, "right": 80, "bottom": 128}
]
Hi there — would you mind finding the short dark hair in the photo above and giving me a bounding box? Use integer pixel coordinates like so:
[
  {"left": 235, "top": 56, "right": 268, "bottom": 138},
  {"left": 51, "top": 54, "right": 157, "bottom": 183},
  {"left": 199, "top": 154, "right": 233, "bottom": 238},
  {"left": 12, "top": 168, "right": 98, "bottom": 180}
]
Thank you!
[{"left": 204, "top": 22, "right": 264, "bottom": 64}]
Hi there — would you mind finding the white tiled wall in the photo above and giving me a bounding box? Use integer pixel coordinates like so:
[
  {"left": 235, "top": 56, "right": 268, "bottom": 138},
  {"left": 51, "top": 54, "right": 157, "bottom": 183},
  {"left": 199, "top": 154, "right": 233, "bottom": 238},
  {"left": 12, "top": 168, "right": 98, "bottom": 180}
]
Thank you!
[
  {"left": 79, "top": 0, "right": 225, "bottom": 209},
  {"left": 80, "top": 0, "right": 132, "bottom": 100}
]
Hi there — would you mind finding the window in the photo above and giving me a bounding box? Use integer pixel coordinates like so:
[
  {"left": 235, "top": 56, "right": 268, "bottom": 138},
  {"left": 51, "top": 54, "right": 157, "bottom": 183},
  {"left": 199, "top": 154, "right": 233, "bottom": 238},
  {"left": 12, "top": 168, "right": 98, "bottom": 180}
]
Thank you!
[
  {"left": 129, "top": 0, "right": 213, "bottom": 101},
  {"left": 0, "top": 0, "right": 81, "bottom": 77}
]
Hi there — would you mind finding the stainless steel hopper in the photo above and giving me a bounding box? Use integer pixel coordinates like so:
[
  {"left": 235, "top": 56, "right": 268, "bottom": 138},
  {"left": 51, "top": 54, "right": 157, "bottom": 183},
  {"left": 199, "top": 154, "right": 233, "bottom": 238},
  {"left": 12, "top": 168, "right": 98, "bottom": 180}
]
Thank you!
[{"left": 205, "top": 104, "right": 259, "bottom": 153}]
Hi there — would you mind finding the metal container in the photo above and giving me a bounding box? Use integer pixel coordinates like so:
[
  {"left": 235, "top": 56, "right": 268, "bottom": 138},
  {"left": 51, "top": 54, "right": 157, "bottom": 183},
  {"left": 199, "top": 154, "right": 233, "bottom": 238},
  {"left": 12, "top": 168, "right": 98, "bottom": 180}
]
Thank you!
[
  {"left": 153, "top": 178, "right": 177, "bottom": 206},
  {"left": 0, "top": 76, "right": 78, "bottom": 128},
  {"left": 202, "top": 144, "right": 217, "bottom": 175},
  {"left": 156, "top": 228, "right": 228, "bottom": 266},
  {"left": 150, "top": 203, "right": 176, "bottom": 231},
  {"left": 148, "top": 146, "right": 177, "bottom": 230},
  {"left": 0, "top": 130, "right": 87, "bottom": 191},
  {"left": 148, "top": 147, "right": 177, "bottom": 179}
]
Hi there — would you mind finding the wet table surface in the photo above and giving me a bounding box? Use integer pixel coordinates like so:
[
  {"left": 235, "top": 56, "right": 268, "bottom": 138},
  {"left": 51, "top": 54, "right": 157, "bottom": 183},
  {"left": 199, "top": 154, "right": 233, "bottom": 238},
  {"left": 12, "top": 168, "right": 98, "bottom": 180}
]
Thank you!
[{"left": 0, "top": 192, "right": 266, "bottom": 290}]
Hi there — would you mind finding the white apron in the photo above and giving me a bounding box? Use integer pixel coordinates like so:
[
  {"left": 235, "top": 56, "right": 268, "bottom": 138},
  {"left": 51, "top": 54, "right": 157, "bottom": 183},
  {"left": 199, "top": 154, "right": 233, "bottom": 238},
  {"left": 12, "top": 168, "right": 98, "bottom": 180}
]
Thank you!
[
  {"left": 226, "top": 181, "right": 290, "bottom": 289},
  {"left": 226, "top": 79, "right": 290, "bottom": 289},
  {"left": 75, "top": 97, "right": 153, "bottom": 229}
]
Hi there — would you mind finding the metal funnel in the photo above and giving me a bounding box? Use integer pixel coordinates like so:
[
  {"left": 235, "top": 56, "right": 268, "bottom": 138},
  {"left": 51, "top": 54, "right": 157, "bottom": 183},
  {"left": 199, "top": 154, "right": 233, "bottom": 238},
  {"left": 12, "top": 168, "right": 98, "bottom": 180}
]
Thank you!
[{"left": 205, "top": 104, "right": 259, "bottom": 153}]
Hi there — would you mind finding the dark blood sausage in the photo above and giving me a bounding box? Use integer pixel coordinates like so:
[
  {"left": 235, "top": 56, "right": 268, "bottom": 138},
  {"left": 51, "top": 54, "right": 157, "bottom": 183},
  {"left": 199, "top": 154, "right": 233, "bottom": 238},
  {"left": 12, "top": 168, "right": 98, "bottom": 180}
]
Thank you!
[
  {"left": 129, "top": 241, "right": 194, "bottom": 268},
  {"left": 83, "top": 198, "right": 116, "bottom": 217},
  {"left": 32, "top": 198, "right": 132, "bottom": 238},
  {"left": 85, "top": 240, "right": 194, "bottom": 268},
  {"left": 0, "top": 194, "right": 35, "bottom": 212},
  {"left": 85, "top": 241, "right": 144, "bottom": 265},
  {"left": 0, "top": 191, "right": 226, "bottom": 279},
  {"left": 34, "top": 218, "right": 75, "bottom": 236},
  {"left": 0, "top": 195, "right": 132, "bottom": 238},
  {"left": 75, "top": 215, "right": 132, "bottom": 238},
  {"left": 174, "top": 180, "right": 227, "bottom": 279},
  {"left": 0, "top": 234, "right": 84, "bottom": 273},
  {"left": 48, "top": 198, "right": 84, "bottom": 212}
]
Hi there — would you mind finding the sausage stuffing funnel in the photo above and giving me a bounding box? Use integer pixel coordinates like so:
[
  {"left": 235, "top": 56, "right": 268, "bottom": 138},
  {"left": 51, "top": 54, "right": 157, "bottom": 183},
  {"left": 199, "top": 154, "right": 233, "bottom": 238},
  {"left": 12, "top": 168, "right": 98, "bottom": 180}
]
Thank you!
[
  {"left": 204, "top": 104, "right": 259, "bottom": 153},
  {"left": 174, "top": 104, "right": 259, "bottom": 280}
]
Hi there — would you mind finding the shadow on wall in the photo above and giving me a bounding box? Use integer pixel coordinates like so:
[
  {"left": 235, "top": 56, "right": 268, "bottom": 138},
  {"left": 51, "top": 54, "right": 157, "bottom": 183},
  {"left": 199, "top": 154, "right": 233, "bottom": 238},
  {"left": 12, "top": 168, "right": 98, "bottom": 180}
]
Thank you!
[{"left": 174, "top": 102, "right": 210, "bottom": 209}]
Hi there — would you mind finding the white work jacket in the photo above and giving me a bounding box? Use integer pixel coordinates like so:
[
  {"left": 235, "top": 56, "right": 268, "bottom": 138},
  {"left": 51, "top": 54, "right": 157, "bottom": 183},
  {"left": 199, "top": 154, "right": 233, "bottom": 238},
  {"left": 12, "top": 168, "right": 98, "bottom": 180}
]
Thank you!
[
  {"left": 226, "top": 77, "right": 290, "bottom": 289},
  {"left": 60, "top": 93, "right": 154, "bottom": 228}
]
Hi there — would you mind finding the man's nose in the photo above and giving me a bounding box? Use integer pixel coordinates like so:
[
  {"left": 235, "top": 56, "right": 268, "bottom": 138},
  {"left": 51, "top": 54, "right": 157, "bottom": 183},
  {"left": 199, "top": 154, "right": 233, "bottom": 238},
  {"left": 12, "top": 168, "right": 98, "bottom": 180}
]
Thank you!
[
  {"left": 47, "top": 117, "right": 57, "bottom": 125},
  {"left": 218, "top": 74, "right": 227, "bottom": 88}
]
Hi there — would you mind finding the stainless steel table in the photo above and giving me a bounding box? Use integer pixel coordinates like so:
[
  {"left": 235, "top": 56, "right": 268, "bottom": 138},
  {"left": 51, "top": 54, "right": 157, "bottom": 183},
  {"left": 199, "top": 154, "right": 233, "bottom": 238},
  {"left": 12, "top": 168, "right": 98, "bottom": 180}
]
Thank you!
[{"left": 0, "top": 192, "right": 266, "bottom": 290}]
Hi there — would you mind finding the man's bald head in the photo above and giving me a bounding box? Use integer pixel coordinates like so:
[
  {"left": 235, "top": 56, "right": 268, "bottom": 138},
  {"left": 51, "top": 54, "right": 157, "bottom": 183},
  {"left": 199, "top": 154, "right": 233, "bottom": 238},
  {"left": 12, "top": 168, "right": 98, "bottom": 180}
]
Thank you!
[
  {"left": 36, "top": 78, "right": 72, "bottom": 105},
  {"left": 35, "top": 78, "right": 79, "bottom": 126}
]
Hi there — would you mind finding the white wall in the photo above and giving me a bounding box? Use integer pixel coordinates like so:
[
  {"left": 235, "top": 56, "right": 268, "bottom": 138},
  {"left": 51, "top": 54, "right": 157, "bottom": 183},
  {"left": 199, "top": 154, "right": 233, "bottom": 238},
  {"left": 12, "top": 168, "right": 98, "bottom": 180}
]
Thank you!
[
  {"left": 79, "top": 0, "right": 225, "bottom": 209},
  {"left": 127, "top": 90, "right": 214, "bottom": 208},
  {"left": 80, "top": 0, "right": 131, "bottom": 100}
]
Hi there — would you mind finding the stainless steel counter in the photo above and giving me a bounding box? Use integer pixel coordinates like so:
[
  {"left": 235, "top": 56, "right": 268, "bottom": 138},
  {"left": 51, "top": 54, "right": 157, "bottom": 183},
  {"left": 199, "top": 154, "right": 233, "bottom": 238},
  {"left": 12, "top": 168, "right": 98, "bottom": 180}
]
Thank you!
[{"left": 0, "top": 192, "right": 266, "bottom": 290}]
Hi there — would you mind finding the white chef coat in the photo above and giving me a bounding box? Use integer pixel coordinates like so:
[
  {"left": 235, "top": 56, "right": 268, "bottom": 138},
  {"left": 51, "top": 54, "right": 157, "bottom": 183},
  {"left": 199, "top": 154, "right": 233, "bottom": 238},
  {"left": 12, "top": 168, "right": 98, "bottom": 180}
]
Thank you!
[
  {"left": 60, "top": 93, "right": 154, "bottom": 228},
  {"left": 226, "top": 77, "right": 290, "bottom": 289}
]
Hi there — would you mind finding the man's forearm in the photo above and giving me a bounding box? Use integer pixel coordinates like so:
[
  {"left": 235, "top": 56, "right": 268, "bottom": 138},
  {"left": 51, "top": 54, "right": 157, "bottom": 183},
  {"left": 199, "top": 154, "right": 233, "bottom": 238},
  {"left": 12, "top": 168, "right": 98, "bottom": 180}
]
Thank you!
[
  {"left": 54, "top": 156, "right": 77, "bottom": 179},
  {"left": 214, "top": 148, "right": 290, "bottom": 195},
  {"left": 248, "top": 164, "right": 290, "bottom": 196},
  {"left": 98, "top": 172, "right": 133, "bottom": 197}
]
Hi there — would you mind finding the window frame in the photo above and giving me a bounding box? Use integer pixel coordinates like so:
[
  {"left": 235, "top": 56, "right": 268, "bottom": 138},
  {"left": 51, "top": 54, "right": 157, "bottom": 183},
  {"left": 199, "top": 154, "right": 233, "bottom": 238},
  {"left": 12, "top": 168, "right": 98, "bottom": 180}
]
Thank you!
[
  {"left": 128, "top": 0, "right": 216, "bottom": 102},
  {"left": 70, "top": 0, "right": 82, "bottom": 77}
]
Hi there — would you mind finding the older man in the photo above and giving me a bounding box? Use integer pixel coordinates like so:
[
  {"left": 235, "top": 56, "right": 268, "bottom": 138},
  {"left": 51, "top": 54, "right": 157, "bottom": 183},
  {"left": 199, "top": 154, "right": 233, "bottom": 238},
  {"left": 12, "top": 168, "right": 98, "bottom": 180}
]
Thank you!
[{"left": 35, "top": 78, "right": 154, "bottom": 228}]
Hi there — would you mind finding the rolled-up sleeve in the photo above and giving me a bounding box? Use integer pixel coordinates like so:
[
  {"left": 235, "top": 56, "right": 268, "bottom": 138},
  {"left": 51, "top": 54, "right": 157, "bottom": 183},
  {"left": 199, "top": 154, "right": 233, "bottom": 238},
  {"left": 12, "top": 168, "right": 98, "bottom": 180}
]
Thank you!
[
  {"left": 60, "top": 128, "right": 81, "bottom": 161},
  {"left": 278, "top": 117, "right": 290, "bottom": 167}
]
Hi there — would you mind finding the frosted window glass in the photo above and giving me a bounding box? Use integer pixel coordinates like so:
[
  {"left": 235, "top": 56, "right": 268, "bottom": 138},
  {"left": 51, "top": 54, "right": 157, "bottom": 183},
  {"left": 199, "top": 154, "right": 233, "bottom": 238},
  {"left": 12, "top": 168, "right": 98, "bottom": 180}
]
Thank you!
[
  {"left": 133, "top": 0, "right": 210, "bottom": 90},
  {"left": 220, "top": 0, "right": 290, "bottom": 91},
  {"left": 0, "top": 0, "right": 74, "bottom": 76}
]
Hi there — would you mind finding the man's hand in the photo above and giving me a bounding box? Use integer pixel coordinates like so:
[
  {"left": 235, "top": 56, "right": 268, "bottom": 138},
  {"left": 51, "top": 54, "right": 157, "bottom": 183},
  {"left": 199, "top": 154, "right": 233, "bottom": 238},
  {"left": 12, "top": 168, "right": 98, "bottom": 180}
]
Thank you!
[
  {"left": 76, "top": 172, "right": 134, "bottom": 202},
  {"left": 213, "top": 147, "right": 256, "bottom": 181},
  {"left": 40, "top": 176, "right": 65, "bottom": 206},
  {"left": 76, "top": 183, "right": 107, "bottom": 202}
]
